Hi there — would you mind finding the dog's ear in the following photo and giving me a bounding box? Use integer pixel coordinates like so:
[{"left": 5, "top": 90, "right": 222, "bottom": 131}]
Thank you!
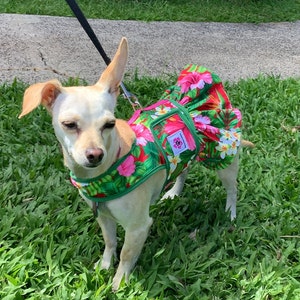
[
  {"left": 96, "top": 37, "right": 128, "bottom": 95},
  {"left": 19, "top": 79, "right": 62, "bottom": 118}
]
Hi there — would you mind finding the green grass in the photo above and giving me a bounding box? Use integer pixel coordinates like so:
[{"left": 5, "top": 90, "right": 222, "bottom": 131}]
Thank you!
[
  {"left": 1, "top": 0, "right": 300, "bottom": 23},
  {"left": 1, "top": 1, "right": 299, "bottom": 298},
  {"left": 0, "top": 74, "right": 299, "bottom": 299}
]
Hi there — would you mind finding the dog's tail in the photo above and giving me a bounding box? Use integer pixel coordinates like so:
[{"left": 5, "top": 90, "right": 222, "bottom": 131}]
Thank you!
[{"left": 241, "top": 139, "right": 255, "bottom": 148}]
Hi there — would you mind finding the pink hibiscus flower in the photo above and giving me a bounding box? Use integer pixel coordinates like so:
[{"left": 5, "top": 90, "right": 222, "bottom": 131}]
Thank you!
[
  {"left": 179, "top": 96, "right": 191, "bottom": 105},
  {"left": 193, "top": 114, "right": 220, "bottom": 140},
  {"left": 233, "top": 108, "right": 242, "bottom": 124},
  {"left": 194, "top": 115, "right": 211, "bottom": 126},
  {"left": 131, "top": 123, "right": 154, "bottom": 146},
  {"left": 117, "top": 155, "right": 136, "bottom": 177},
  {"left": 178, "top": 71, "right": 213, "bottom": 93}
]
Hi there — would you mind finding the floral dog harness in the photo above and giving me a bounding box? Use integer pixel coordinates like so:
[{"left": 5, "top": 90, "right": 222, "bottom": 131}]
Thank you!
[{"left": 71, "top": 64, "right": 242, "bottom": 202}]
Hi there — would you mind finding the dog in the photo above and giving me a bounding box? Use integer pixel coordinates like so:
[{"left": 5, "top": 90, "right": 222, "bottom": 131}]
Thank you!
[{"left": 19, "top": 37, "right": 252, "bottom": 291}]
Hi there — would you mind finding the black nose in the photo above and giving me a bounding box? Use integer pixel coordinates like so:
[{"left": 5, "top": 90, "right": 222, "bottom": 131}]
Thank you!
[{"left": 85, "top": 148, "right": 104, "bottom": 165}]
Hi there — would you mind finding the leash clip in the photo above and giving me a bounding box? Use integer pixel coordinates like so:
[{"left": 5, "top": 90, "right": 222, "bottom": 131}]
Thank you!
[{"left": 120, "top": 82, "right": 142, "bottom": 110}]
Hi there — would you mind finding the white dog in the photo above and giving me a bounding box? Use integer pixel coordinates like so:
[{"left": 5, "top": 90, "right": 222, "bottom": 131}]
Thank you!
[{"left": 19, "top": 37, "right": 252, "bottom": 290}]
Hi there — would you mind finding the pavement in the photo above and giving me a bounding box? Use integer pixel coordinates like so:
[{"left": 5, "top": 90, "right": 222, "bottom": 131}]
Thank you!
[{"left": 0, "top": 13, "right": 300, "bottom": 85}]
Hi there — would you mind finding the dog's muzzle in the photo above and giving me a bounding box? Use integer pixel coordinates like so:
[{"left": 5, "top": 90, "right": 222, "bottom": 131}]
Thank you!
[{"left": 85, "top": 148, "right": 104, "bottom": 167}]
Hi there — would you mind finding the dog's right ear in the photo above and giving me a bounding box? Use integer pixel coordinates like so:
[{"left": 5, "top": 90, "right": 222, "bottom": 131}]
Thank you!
[
  {"left": 19, "top": 79, "right": 62, "bottom": 118},
  {"left": 96, "top": 37, "right": 128, "bottom": 96}
]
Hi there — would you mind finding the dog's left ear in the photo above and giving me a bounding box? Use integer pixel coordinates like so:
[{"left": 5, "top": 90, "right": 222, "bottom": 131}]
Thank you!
[
  {"left": 96, "top": 37, "right": 128, "bottom": 95},
  {"left": 19, "top": 79, "right": 62, "bottom": 118}
]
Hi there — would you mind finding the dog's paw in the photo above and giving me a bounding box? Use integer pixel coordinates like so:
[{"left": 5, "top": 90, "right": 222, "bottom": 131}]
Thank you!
[
  {"left": 93, "top": 259, "right": 101, "bottom": 270},
  {"left": 112, "top": 278, "right": 121, "bottom": 292},
  {"left": 97, "top": 248, "right": 117, "bottom": 270},
  {"left": 112, "top": 272, "right": 129, "bottom": 292},
  {"left": 101, "top": 260, "right": 111, "bottom": 270},
  {"left": 161, "top": 190, "right": 178, "bottom": 200},
  {"left": 94, "top": 258, "right": 111, "bottom": 270},
  {"left": 112, "top": 273, "right": 124, "bottom": 292}
]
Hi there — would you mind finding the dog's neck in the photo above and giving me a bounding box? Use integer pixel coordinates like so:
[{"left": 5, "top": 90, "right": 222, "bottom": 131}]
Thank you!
[
  {"left": 63, "top": 119, "right": 135, "bottom": 179},
  {"left": 114, "top": 119, "right": 136, "bottom": 157}
]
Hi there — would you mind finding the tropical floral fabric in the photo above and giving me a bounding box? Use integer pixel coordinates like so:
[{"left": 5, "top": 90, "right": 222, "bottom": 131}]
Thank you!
[{"left": 70, "top": 64, "right": 242, "bottom": 202}]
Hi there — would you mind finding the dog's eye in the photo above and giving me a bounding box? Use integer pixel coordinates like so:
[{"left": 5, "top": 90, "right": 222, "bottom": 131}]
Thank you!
[
  {"left": 103, "top": 121, "right": 116, "bottom": 130},
  {"left": 62, "top": 121, "right": 78, "bottom": 130}
]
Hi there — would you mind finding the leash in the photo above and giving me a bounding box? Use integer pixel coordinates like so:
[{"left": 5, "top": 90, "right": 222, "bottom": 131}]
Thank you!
[{"left": 65, "top": 0, "right": 142, "bottom": 110}]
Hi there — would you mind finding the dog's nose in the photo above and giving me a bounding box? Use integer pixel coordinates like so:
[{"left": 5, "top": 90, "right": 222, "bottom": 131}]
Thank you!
[{"left": 85, "top": 148, "right": 104, "bottom": 165}]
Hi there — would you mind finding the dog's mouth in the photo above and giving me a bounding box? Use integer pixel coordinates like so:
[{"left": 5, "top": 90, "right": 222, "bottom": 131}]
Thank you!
[{"left": 84, "top": 161, "right": 103, "bottom": 169}]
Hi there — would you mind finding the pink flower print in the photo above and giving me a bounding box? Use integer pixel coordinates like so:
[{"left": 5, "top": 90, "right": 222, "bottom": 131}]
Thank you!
[
  {"left": 179, "top": 96, "right": 191, "bottom": 105},
  {"left": 233, "top": 108, "right": 242, "bottom": 122},
  {"left": 194, "top": 115, "right": 211, "bottom": 126},
  {"left": 131, "top": 123, "right": 154, "bottom": 146},
  {"left": 173, "top": 137, "right": 183, "bottom": 150},
  {"left": 193, "top": 114, "right": 219, "bottom": 139},
  {"left": 178, "top": 71, "right": 213, "bottom": 93},
  {"left": 233, "top": 108, "right": 242, "bottom": 126},
  {"left": 117, "top": 155, "right": 136, "bottom": 177}
]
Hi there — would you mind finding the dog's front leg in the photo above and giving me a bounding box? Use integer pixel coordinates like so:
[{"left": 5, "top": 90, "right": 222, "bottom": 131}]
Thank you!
[
  {"left": 109, "top": 171, "right": 165, "bottom": 290},
  {"left": 96, "top": 212, "right": 117, "bottom": 270},
  {"left": 112, "top": 218, "right": 153, "bottom": 291}
]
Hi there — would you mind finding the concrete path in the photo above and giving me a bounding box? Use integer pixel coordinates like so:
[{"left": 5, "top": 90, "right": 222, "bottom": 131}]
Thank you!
[{"left": 0, "top": 14, "right": 299, "bottom": 84}]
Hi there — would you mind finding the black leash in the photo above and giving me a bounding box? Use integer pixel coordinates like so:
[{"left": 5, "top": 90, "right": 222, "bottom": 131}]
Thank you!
[{"left": 65, "top": 0, "right": 142, "bottom": 110}]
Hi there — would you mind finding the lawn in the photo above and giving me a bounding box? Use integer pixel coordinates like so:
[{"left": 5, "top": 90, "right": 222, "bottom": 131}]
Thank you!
[
  {"left": 0, "top": 74, "right": 299, "bottom": 299},
  {"left": 1, "top": 0, "right": 300, "bottom": 299},
  {"left": 1, "top": 0, "right": 300, "bottom": 23}
]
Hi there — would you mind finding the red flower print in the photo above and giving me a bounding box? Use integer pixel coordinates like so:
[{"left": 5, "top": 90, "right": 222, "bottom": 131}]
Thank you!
[{"left": 208, "top": 83, "right": 231, "bottom": 109}]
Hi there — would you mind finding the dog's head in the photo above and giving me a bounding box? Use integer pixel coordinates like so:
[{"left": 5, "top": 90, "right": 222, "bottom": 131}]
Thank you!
[{"left": 19, "top": 37, "right": 128, "bottom": 176}]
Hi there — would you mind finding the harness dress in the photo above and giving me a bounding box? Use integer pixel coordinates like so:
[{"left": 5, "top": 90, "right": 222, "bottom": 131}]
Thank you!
[{"left": 71, "top": 64, "right": 242, "bottom": 202}]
